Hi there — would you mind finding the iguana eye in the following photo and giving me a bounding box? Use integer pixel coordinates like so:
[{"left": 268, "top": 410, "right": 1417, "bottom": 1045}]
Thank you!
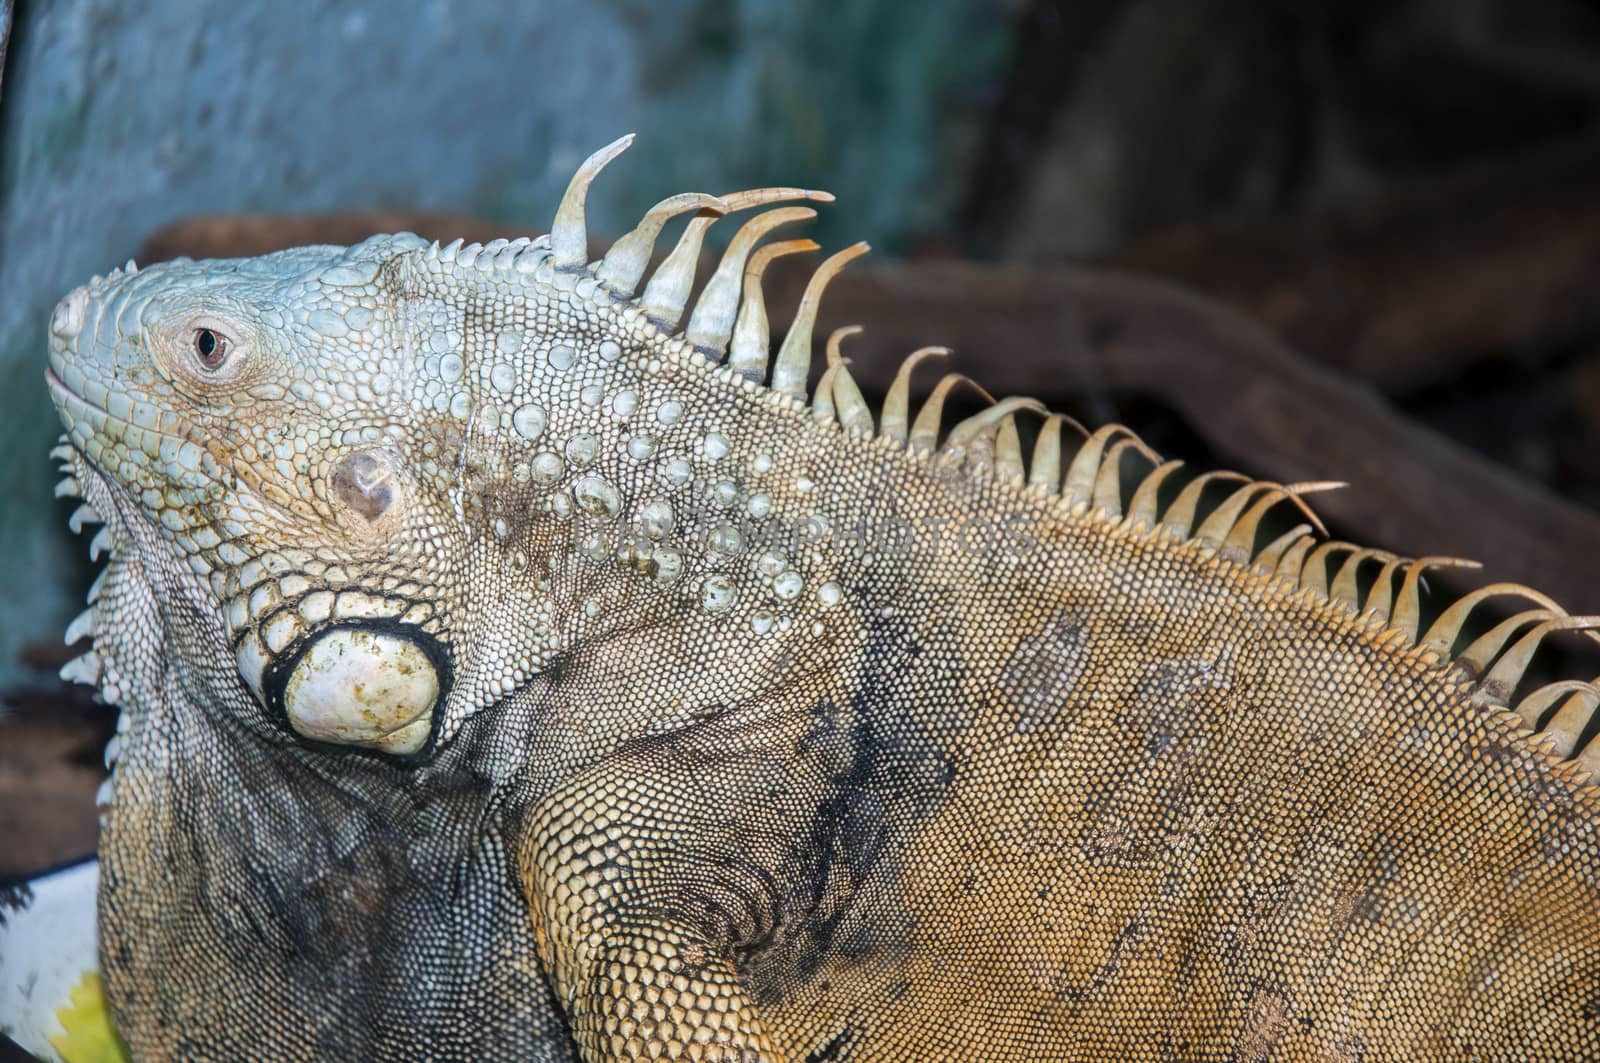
[{"left": 192, "top": 327, "right": 229, "bottom": 370}]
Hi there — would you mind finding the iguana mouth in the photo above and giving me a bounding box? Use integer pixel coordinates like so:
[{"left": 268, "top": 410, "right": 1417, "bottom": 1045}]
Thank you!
[
  {"left": 46, "top": 363, "right": 195, "bottom": 456},
  {"left": 45, "top": 363, "right": 104, "bottom": 423}
]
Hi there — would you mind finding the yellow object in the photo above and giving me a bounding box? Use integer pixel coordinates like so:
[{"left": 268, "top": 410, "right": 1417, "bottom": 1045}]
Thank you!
[{"left": 47, "top": 973, "right": 129, "bottom": 1063}]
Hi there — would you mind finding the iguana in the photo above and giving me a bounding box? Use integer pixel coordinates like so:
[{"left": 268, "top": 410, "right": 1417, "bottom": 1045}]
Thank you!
[{"left": 43, "top": 134, "right": 1600, "bottom": 1060}]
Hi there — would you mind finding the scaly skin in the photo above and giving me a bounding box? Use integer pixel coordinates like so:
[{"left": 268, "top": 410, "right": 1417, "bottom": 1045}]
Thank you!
[{"left": 47, "top": 138, "right": 1600, "bottom": 1059}]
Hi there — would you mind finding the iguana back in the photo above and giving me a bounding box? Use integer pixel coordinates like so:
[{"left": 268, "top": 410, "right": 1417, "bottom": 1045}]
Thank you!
[{"left": 45, "top": 135, "right": 1600, "bottom": 1059}]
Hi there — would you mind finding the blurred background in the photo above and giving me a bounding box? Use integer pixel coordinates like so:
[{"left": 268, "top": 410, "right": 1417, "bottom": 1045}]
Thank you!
[{"left": 6, "top": 0, "right": 1600, "bottom": 877}]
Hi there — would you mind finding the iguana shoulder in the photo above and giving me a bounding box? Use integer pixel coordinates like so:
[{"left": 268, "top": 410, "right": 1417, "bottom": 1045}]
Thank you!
[{"left": 46, "top": 135, "right": 1600, "bottom": 1060}]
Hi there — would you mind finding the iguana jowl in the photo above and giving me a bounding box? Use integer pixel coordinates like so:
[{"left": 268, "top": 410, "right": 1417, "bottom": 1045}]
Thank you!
[{"left": 44, "top": 134, "right": 1600, "bottom": 1059}]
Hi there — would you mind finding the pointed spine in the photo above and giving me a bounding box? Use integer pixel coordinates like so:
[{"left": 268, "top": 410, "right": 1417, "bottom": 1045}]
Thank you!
[
  {"left": 1419, "top": 583, "right": 1564, "bottom": 659},
  {"left": 640, "top": 213, "right": 719, "bottom": 329},
  {"left": 1542, "top": 682, "right": 1600, "bottom": 754},
  {"left": 727, "top": 239, "right": 819, "bottom": 383},
  {"left": 1064, "top": 427, "right": 1159, "bottom": 511},
  {"left": 551, "top": 134, "right": 635, "bottom": 269},
  {"left": 1090, "top": 438, "right": 1149, "bottom": 519},
  {"left": 1299, "top": 542, "right": 1358, "bottom": 600},
  {"left": 1392, "top": 557, "right": 1480, "bottom": 645},
  {"left": 1472, "top": 617, "right": 1600, "bottom": 706},
  {"left": 90, "top": 526, "right": 115, "bottom": 561},
  {"left": 686, "top": 207, "right": 817, "bottom": 358},
  {"left": 1359, "top": 557, "right": 1404, "bottom": 621},
  {"left": 68, "top": 503, "right": 101, "bottom": 534},
  {"left": 995, "top": 416, "right": 1025, "bottom": 486},
  {"left": 1027, "top": 415, "right": 1071, "bottom": 495},
  {"left": 1251, "top": 524, "right": 1313, "bottom": 576},
  {"left": 943, "top": 398, "right": 1047, "bottom": 453},
  {"left": 1157, "top": 470, "right": 1249, "bottom": 540},
  {"left": 65, "top": 607, "right": 96, "bottom": 645},
  {"left": 1195, "top": 483, "right": 1286, "bottom": 555},
  {"left": 812, "top": 363, "right": 842, "bottom": 425},
  {"left": 881, "top": 347, "right": 950, "bottom": 446},
  {"left": 1275, "top": 533, "right": 1318, "bottom": 586},
  {"left": 1328, "top": 547, "right": 1395, "bottom": 611},
  {"left": 1125, "top": 460, "right": 1184, "bottom": 530},
  {"left": 771, "top": 243, "right": 871, "bottom": 400},
  {"left": 909, "top": 374, "right": 991, "bottom": 454},
  {"left": 596, "top": 192, "right": 728, "bottom": 296},
  {"left": 1456, "top": 610, "right": 1562, "bottom": 683},
  {"left": 1514, "top": 680, "right": 1593, "bottom": 732},
  {"left": 825, "top": 327, "right": 874, "bottom": 436},
  {"left": 61, "top": 651, "right": 102, "bottom": 686}
]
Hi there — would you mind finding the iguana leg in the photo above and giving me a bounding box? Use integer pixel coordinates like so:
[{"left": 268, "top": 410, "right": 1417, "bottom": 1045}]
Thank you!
[
  {"left": 553, "top": 916, "right": 778, "bottom": 1061},
  {"left": 519, "top": 726, "right": 816, "bottom": 1062}
]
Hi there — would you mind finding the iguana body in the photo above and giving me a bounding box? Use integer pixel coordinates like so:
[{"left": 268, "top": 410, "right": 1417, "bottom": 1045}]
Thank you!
[{"left": 45, "top": 136, "right": 1600, "bottom": 1059}]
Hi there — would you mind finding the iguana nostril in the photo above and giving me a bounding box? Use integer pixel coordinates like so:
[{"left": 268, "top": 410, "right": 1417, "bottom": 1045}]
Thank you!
[
  {"left": 50, "top": 288, "right": 89, "bottom": 341},
  {"left": 330, "top": 450, "right": 395, "bottom": 521}
]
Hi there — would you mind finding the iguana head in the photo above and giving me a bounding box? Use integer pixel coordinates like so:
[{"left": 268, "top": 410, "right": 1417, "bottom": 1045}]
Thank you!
[
  {"left": 47, "top": 232, "right": 487, "bottom": 757},
  {"left": 45, "top": 136, "right": 891, "bottom": 772}
]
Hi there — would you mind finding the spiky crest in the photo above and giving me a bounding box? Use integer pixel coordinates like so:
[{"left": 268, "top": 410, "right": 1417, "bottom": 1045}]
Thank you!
[{"left": 51, "top": 134, "right": 1600, "bottom": 792}]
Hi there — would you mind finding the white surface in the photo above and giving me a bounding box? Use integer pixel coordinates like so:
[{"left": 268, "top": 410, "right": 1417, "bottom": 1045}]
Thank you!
[{"left": 0, "top": 859, "right": 99, "bottom": 1061}]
